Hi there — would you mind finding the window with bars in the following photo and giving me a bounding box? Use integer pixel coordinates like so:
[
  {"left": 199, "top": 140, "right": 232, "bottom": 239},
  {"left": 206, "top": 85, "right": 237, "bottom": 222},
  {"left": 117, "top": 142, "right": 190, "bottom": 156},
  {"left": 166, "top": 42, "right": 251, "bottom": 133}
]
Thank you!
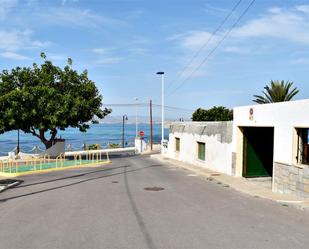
[
  {"left": 197, "top": 142, "right": 205, "bottom": 161},
  {"left": 296, "top": 128, "right": 309, "bottom": 165},
  {"left": 175, "top": 137, "right": 180, "bottom": 152}
]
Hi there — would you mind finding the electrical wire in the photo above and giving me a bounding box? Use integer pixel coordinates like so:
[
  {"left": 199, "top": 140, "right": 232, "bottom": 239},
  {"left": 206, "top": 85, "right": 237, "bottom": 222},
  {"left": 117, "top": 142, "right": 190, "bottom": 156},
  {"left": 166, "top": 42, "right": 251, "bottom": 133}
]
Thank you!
[
  {"left": 166, "top": 0, "right": 256, "bottom": 97},
  {"left": 165, "top": 0, "right": 243, "bottom": 92},
  {"left": 102, "top": 103, "right": 194, "bottom": 112}
]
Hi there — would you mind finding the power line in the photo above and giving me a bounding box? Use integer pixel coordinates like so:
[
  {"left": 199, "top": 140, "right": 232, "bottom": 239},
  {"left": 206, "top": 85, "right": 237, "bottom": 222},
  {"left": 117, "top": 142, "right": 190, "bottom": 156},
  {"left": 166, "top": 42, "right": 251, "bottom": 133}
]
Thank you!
[
  {"left": 102, "top": 103, "right": 194, "bottom": 112},
  {"left": 152, "top": 104, "right": 194, "bottom": 112},
  {"left": 103, "top": 103, "right": 147, "bottom": 107},
  {"left": 165, "top": 0, "right": 242, "bottom": 93},
  {"left": 167, "top": 0, "right": 256, "bottom": 97}
]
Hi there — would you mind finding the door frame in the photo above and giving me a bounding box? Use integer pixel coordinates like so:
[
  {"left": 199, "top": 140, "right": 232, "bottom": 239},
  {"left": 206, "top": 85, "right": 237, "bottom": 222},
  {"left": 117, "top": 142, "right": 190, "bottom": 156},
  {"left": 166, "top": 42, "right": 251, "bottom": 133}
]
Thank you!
[{"left": 241, "top": 126, "right": 274, "bottom": 178}]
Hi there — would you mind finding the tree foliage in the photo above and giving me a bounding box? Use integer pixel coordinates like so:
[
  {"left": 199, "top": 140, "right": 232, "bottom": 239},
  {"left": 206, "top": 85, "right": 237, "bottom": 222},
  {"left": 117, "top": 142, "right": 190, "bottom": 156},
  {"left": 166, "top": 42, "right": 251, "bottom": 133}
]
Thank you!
[
  {"left": 192, "top": 106, "right": 233, "bottom": 121},
  {"left": 0, "top": 53, "right": 111, "bottom": 149},
  {"left": 253, "top": 80, "right": 299, "bottom": 104}
]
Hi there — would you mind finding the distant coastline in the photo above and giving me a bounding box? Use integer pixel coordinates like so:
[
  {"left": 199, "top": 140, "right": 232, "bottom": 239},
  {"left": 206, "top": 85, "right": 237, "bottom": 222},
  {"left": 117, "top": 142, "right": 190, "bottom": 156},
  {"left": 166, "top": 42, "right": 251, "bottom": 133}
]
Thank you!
[{"left": 0, "top": 123, "right": 169, "bottom": 156}]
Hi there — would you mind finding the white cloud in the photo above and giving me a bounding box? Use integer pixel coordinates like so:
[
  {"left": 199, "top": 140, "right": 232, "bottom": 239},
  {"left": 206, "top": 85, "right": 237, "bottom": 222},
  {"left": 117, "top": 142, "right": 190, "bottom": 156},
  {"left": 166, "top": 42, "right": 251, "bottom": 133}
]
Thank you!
[
  {"left": 0, "top": 29, "right": 50, "bottom": 51},
  {"left": 170, "top": 3, "right": 309, "bottom": 69},
  {"left": 232, "top": 5, "right": 309, "bottom": 45},
  {"left": 204, "top": 3, "right": 230, "bottom": 17},
  {"left": 39, "top": 7, "right": 122, "bottom": 29},
  {"left": 61, "top": 0, "right": 78, "bottom": 5},
  {"left": 295, "top": 5, "right": 309, "bottom": 14},
  {"left": 290, "top": 58, "right": 309, "bottom": 65},
  {"left": 91, "top": 48, "right": 110, "bottom": 54},
  {"left": 0, "top": 0, "right": 18, "bottom": 20},
  {"left": 96, "top": 57, "right": 123, "bottom": 65},
  {"left": 267, "top": 7, "right": 282, "bottom": 14},
  {"left": 0, "top": 29, "right": 49, "bottom": 62},
  {"left": 0, "top": 51, "right": 31, "bottom": 60},
  {"left": 223, "top": 46, "right": 251, "bottom": 54},
  {"left": 175, "top": 31, "right": 219, "bottom": 51},
  {"left": 129, "top": 47, "right": 149, "bottom": 55}
]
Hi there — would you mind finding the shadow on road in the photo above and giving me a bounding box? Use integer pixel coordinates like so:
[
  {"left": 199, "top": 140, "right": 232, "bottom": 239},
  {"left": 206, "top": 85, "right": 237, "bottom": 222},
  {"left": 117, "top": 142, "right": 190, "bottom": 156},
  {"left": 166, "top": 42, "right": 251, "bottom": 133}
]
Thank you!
[
  {"left": 124, "top": 165, "right": 158, "bottom": 249},
  {"left": 0, "top": 164, "right": 162, "bottom": 203},
  {"left": 15, "top": 165, "right": 130, "bottom": 188}
]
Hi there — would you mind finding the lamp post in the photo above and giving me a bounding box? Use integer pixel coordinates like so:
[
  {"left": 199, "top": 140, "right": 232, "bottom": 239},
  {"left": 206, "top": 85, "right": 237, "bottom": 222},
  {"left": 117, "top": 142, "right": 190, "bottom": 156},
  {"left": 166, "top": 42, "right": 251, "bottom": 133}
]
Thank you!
[
  {"left": 16, "top": 86, "right": 20, "bottom": 155},
  {"left": 122, "top": 114, "right": 128, "bottom": 148},
  {"left": 134, "top": 97, "right": 138, "bottom": 138},
  {"left": 16, "top": 129, "right": 20, "bottom": 154},
  {"left": 156, "top": 71, "right": 165, "bottom": 150}
]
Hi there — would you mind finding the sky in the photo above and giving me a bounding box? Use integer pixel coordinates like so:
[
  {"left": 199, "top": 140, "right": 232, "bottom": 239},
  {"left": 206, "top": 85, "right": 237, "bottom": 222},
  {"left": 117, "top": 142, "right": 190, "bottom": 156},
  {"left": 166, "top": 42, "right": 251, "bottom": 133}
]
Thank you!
[{"left": 1, "top": 0, "right": 309, "bottom": 120}]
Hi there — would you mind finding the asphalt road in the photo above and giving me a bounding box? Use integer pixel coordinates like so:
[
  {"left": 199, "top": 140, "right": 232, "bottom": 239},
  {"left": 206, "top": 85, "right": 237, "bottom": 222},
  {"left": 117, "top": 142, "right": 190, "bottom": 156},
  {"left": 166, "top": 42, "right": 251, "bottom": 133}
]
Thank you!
[{"left": 0, "top": 155, "right": 309, "bottom": 249}]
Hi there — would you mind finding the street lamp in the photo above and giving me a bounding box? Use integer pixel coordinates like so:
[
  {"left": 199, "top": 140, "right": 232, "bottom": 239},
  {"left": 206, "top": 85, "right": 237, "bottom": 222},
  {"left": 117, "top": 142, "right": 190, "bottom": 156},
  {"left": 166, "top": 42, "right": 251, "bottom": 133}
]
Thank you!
[
  {"left": 156, "top": 71, "right": 165, "bottom": 150},
  {"left": 16, "top": 86, "right": 20, "bottom": 155},
  {"left": 122, "top": 114, "right": 128, "bottom": 148},
  {"left": 134, "top": 97, "right": 138, "bottom": 138},
  {"left": 16, "top": 129, "right": 20, "bottom": 154}
]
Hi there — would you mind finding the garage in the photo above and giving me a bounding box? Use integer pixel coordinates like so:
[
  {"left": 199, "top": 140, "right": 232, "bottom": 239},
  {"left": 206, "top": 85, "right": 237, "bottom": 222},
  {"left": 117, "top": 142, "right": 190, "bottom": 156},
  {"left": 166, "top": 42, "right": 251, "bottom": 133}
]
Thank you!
[{"left": 242, "top": 127, "right": 274, "bottom": 177}]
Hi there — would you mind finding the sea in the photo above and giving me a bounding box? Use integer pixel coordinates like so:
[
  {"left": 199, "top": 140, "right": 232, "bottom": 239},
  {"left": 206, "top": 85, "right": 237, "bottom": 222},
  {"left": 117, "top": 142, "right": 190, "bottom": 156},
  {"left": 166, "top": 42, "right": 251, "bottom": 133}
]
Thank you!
[{"left": 0, "top": 124, "right": 169, "bottom": 156}]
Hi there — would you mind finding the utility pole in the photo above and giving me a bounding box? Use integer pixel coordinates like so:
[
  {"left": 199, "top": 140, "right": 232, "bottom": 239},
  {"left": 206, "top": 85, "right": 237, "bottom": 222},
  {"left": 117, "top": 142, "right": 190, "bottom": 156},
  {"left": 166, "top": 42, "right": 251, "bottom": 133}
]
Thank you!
[{"left": 150, "top": 99, "right": 153, "bottom": 151}]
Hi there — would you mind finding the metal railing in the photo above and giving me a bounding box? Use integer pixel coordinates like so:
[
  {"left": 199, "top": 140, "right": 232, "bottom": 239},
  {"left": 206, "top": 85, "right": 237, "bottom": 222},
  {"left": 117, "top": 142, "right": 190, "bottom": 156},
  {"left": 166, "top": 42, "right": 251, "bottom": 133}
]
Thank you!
[{"left": 0, "top": 151, "right": 110, "bottom": 175}]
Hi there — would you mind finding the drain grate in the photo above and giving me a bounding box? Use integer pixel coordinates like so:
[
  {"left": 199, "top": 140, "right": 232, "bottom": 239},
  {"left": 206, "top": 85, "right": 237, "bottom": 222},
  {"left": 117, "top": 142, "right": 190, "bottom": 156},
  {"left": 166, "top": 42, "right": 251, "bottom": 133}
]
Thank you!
[
  {"left": 144, "top": 187, "right": 165, "bottom": 191},
  {"left": 112, "top": 181, "right": 119, "bottom": 183},
  {"left": 211, "top": 173, "right": 221, "bottom": 176}
]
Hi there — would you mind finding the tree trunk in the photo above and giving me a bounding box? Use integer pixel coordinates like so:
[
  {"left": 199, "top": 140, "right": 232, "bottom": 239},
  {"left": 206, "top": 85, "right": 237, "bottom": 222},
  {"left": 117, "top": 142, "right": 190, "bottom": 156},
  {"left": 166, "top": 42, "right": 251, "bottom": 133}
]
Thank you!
[
  {"left": 42, "top": 140, "right": 53, "bottom": 149},
  {"left": 30, "top": 128, "right": 57, "bottom": 149}
]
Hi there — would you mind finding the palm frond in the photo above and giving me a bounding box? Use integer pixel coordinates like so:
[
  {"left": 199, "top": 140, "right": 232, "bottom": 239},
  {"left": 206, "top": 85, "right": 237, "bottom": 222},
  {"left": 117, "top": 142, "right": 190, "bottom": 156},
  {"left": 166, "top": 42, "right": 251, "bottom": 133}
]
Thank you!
[{"left": 253, "top": 80, "right": 299, "bottom": 104}]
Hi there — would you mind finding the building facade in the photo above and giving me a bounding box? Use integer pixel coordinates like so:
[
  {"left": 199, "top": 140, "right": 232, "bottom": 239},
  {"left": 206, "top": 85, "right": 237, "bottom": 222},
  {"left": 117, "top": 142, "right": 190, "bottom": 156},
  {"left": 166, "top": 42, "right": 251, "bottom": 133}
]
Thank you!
[
  {"left": 167, "top": 121, "right": 233, "bottom": 175},
  {"left": 167, "top": 99, "right": 309, "bottom": 198},
  {"left": 233, "top": 99, "right": 309, "bottom": 198}
]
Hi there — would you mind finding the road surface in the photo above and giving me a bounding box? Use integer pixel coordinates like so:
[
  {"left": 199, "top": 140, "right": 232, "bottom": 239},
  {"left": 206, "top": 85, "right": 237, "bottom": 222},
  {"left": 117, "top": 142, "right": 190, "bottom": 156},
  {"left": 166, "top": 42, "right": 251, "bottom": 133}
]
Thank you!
[{"left": 0, "top": 155, "right": 308, "bottom": 249}]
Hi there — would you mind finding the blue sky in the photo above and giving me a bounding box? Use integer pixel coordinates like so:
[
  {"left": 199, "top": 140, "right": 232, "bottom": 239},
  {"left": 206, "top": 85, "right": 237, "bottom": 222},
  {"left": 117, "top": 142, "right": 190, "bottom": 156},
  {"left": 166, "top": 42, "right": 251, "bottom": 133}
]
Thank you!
[{"left": 1, "top": 0, "right": 309, "bottom": 119}]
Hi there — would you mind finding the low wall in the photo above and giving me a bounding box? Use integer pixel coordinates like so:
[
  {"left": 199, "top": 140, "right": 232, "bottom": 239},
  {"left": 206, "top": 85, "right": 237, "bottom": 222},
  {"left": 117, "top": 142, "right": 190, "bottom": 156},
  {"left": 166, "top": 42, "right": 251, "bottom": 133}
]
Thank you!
[
  {"left": 167, "top": 121, "right": 233, "bottom": 175},
  {"left": 273, "top": 162, "right": 309, "bottom": 198},
  {"left": 44, "top": 141, "right": 65, "bottom": 158}
]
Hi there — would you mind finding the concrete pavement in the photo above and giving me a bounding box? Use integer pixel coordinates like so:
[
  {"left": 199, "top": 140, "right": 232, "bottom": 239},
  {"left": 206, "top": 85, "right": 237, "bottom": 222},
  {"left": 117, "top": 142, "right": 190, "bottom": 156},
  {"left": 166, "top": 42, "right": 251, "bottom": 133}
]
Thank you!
[
  {"left": 0, "top": 155, "right": 309, "bottom": 249},
  {"left": 151, "top": 154, "right": 309, "bottom": 211}
]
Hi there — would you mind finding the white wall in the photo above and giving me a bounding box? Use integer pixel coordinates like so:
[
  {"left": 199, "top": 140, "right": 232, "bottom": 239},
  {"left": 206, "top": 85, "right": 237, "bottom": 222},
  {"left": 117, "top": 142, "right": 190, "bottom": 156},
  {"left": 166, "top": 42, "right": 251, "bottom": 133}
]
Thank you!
[
  {"left": 44, "top": 141, "right": 65, "bottom": 158},
  {"left": 134, "top": 138, "right": 147, "bottom": 153},
  {"left": 233, "top": 99, "right": 309, "bottom": 166},
  {"left": 167, "top": 122, "right": 233, "bottom": 175}
]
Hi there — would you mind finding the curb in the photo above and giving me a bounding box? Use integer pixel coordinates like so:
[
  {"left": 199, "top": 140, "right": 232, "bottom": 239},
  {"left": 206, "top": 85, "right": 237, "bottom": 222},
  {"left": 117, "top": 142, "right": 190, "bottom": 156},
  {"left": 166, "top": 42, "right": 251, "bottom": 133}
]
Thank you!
[{"left": 150, "top": 154, "right": 309, "bottom": 212}]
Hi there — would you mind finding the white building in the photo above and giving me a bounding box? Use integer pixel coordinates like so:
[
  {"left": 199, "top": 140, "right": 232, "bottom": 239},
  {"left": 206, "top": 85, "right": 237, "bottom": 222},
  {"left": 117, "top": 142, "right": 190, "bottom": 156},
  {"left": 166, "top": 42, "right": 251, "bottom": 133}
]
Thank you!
[
  {"left": 167, "top": 121, "right": 233, "bottom": 175},
  {"left": 233, "top": 99, "right": 309, "bottom": 198},
  {"left": 167, "top": 99, "right": 309, "bottom": 198}
]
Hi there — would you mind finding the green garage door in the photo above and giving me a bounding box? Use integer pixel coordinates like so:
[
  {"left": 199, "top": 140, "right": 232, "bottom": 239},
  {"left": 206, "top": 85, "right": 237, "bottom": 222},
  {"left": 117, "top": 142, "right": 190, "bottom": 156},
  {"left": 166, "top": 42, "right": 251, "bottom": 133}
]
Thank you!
[{"left": 243, "top": 127, "right": 274, "bottom": 177}]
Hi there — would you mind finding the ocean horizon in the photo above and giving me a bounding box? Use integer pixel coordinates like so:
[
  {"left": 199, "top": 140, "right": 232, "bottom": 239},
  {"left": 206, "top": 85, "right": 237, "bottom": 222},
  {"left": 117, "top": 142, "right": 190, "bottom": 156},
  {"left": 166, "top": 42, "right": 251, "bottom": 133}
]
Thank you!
[{"left": 0, "top": 123, "right": 168, "bottom": 156}]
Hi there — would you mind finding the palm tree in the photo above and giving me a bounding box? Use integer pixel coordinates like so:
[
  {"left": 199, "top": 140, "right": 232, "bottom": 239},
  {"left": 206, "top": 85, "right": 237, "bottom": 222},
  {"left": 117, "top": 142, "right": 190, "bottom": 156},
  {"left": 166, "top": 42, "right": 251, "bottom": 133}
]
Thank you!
[{"left": 253, "top": 80, "right": 299, "bottom": 104}]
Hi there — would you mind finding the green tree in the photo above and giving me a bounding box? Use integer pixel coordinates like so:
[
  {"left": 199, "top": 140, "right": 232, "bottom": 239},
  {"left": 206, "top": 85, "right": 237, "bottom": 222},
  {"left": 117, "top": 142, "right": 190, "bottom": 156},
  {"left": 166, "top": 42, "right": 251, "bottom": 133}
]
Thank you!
[
  {"left": 192, "top": 106, "right": 233, "bottom": 121},
  {"left": 253, "top": 80, "right": 299, "bottom": 104},
  {"left": 0, "top": 53, "right": 111, "bottom": 149}
]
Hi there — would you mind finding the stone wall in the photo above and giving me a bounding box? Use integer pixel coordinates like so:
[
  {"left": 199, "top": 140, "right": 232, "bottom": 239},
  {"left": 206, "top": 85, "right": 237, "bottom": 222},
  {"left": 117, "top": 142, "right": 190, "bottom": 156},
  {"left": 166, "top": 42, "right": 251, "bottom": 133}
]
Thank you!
[{"left": 273, "top": 162, "right": 309, "bottom": 198}]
